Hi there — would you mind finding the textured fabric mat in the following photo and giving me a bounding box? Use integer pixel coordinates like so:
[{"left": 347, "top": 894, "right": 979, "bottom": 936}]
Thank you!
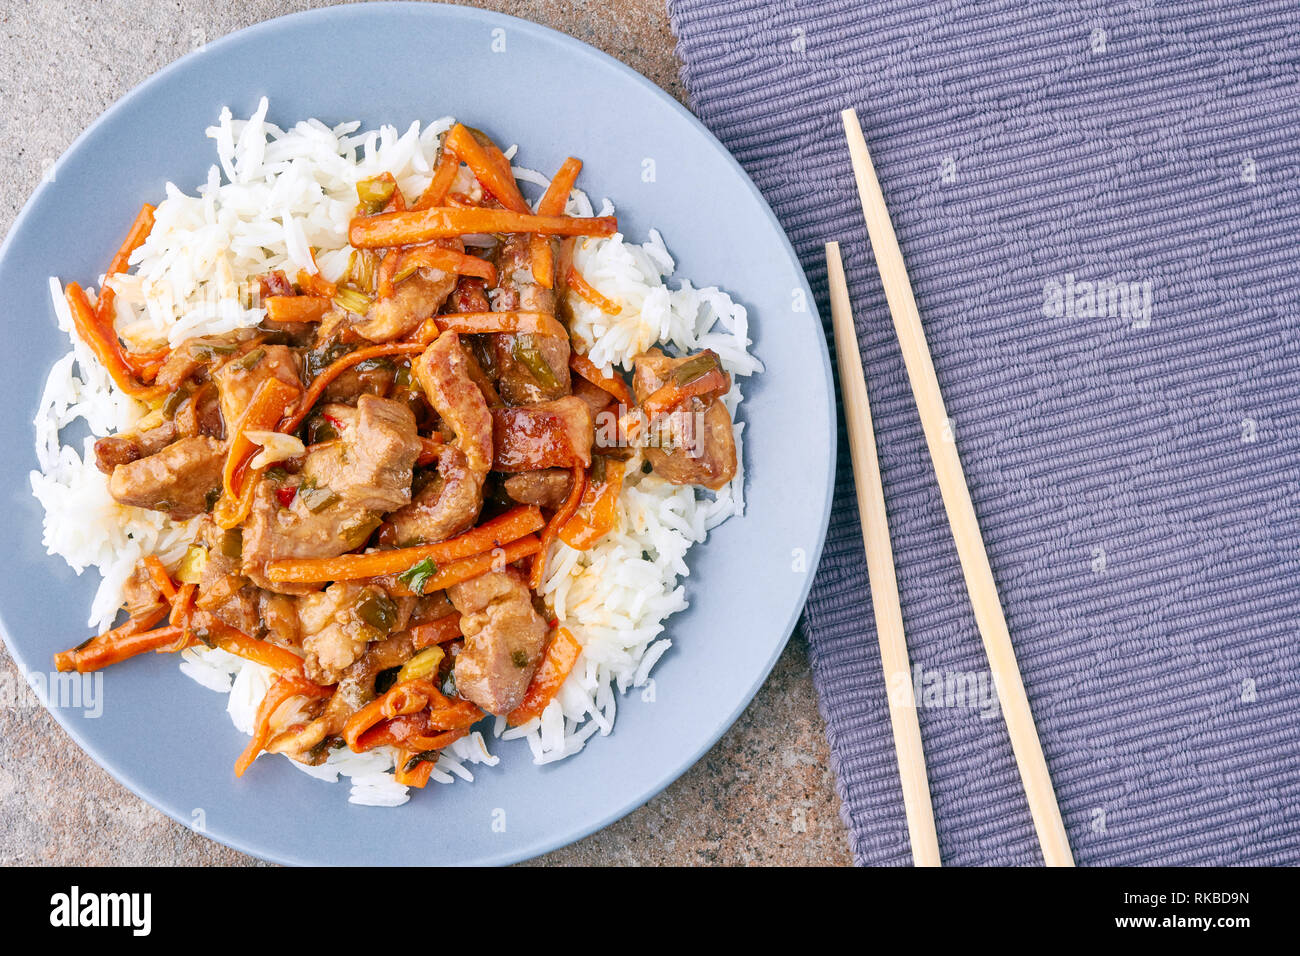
[{"left": 668, "top": 0, "right": 1300, "bottom": 865}]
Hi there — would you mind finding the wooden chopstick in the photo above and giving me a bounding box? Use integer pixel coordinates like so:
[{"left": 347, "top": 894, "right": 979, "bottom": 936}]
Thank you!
[
  {"left": 826, "top": 240, "right": 942, "bottom": 867},
  {"left": 839, "top": 107, "right": 1075, "bottom": 867}
]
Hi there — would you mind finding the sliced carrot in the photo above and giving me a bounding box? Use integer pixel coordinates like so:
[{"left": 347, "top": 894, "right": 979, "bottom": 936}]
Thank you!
[
  {"left": 278, "top": 342, "right": 427, "bottom": 434},
  {"left": 215, "top": 376, "right": 301, "bottom": 530},
  {"left": 294, "top": 269, "right": 337, "bottom": 298},
  {"left": 567, "top": 266, "right": 621, "bottom": 314},
  {"left": 235, "top": 676, "right": 332, "bottom": 777},
  {"left": 508, "top": 628, "right": 583, "bottom": 725},
  {"left": 390, "top": 535, "right": 542, "bottom": 596},
  {"left": 559, "top": 458, "right": 626, "bottom": 550},
  {"left": 393, "top": 749, "right": 435, "bottom": 788},
  {"left": 343, "top": 678, "right": 448, "bottom": 752},
  {"left": 65, "top": 283, "right": 165, "bottom": 400},
  {"left": 377, "top": 243, "right": 497, "bottom": 299},
  {"left": 415, "top": 146, "right": 461, "bottom": 210},
  {"left": 531, "top": 157, "right": 583, "bottom": 288},
  {"left": 569, "top": 351, "right": 632, "bottom": 405},
  {"left": 264, "top": 505, "right": 544, "bottom": 584},
  {"left": 401, "top": 244, "right": 497, "bottom": 285},
  {"left": 54, "top": 608, "right": 172, "bottom": 673},
  {"left": 265, "top": 294, "right": 332, "bottom": 323},
  {"left": 207, "top": 621, "right": 311, "bottom": 681},
  {"left": 433, "top": 310, "right": 567, "bottom": 338},
  {"left": 349, "top": 207, "right": 618, "bottom": 249},
  {"left": 142, "top": 555, "right": 178, "bottom": 602},
  {"left": 529, "top": 464, "right": 587, "bottom": 590},
  {"left": 442, "top": 124, "right": 531, "bottom": 214},
  {"left": 94, "top": 203, "right": 156, "bottom": 330},
  {"left": 355, "top": 701, "right": 482, "bottom": 752},
  {"left": 410, "top": 614, "right": 462, "bottom": 649}
]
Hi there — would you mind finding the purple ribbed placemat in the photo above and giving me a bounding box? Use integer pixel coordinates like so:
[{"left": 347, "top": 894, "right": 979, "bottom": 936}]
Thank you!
[{"left": 668, "top": 0, "right": 1300, "bottom": 865}]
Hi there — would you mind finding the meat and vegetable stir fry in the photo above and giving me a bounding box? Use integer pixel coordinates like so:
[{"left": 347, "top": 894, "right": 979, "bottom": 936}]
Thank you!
[{"left": 54, "top": 125, "right": 739, "bottom": 791}]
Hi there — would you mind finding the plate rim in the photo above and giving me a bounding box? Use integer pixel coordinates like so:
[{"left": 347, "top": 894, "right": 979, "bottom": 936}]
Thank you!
[{"left": 0, "top": 0, "right": 837, "bottom": 866}]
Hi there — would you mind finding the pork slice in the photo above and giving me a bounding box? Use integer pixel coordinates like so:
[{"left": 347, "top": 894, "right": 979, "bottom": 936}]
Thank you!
[
  {"left": 386, "top": 446, "right": 482, "bottom": 546},
  {"left": 489, "top": 234, "right": 570, "bottom": 404},
  {"left": 240, "top": 396, "right": 419, "bottom": 592},
  {"left": 491, "top": 396, "right": 594, "bottom": 472},
  {"left": 301, "top": 395, "right": 420, "bottom": 513},
  {"left": 502, "top": 468, "right": 574, "bottom": 509},
  {"left": 448, "top": 569, "right": 548, "bottom": 715},
  {"left": 94, "top": 420, "right": 178, "bottom": 474},
  {"left": 107, "top": 435, "right": 225, "bottom": 519},
  {"left": 632, "top": 348, "right": 737, "bottom": 491},
  {"left": 414, "top": 333, "right": 494, "bottom": 477},
  {"left": 355, "top": 268, "right": 456, "bottom": 342}
]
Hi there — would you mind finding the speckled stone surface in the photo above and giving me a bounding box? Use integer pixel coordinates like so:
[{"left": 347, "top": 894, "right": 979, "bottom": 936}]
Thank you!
[{"left": 0, "top": 0, "right": 851, "bottom": 867}]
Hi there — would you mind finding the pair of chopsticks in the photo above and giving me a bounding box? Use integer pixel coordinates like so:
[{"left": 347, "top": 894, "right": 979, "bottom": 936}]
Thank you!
[{"left": 828, "top": 108, "right": 1074, "bottom": 867}]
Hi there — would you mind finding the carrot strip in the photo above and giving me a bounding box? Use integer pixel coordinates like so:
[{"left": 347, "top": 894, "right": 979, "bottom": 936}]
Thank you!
[
  {"left": 410, "top": 614, "right": 463, "bottom": 649},
  {"left": 142, "top": 555, "right": 178, "bottom": 602},
  {"left": 54, "top": 608, "right": 172, "bottom": 673},
  {"left": 569, "top": 351, "right": 632, "bottom": 405},
  {"left": 349, "top": 207, "right": 618, "bottom": 248},
  {"left": 567, "top": 266, "right": 621, "bottom": 314},
  {"left": 358, "top": 710, "right": 479, "bottom": 752},
  {"left": 295, "top": 269, "right": 337, "bottom": 298},
  {"left": 265, "top": 294, "right": 332, "bottom": 323},
  {"left": 415, "top": 146, "right": 461, "bottom": 210},
  {"left": 94, "top": 203, "right": 156, "bottom": 333},
  {"left": 559, "top": 459, "right": 627, "bottom": 550},
  {"left": 207, "top": 621, "right": 311, "bottom": 680},
  {"left": 361, "top": 697, "right": 483, "bottom": 747},
  {"left": 279, "top": 342, "right": 427, "bottom": 434},
  {"left": 508, "top": 628, "right": 583, "bottom": 725},
  {"left": 529, "top": 465, "right": 587, "bottom": 590},
  {"left": 235, "top": 676, "right": 332, "bottom": 777},
  {"left": 442, "top": 124, "right": 531, "bottom": 214},
  {"left": 215, "top": 376, "right": 301, "bottom": 530},
  {"left": 393, "top": 749, "right": 436, "bottom": 788},
  {"left": 531, "top": 157, "right": 583, "bottom": 288},
  {"left": 375, "top": 249, "right": 403, "bottom": 300},
  {"left": 222, "top": 376, "right": 301, "bottom": 498},
  {"left": 393, "top": 535, "right": 542, "bottom": 596},
  {"left": 343, "top": 679, "right": 448, "bottom": 752},
  {"left": 401, "top": 244, "right": 497, "bottom": 285},
  {"left": 641, "top": 367, "right": 729, "bottom": 423},
  {"left": 264, "top": 505, "right": 544, "bottom": 584},
  {"left": 433, "top": 311, "right": 567, "bottom": 338},
  {"left": 65, "top": 283, "right": 165, "bottom": 399}
]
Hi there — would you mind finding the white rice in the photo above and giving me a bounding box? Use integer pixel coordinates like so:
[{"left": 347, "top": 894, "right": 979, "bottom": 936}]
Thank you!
[{"left": 31, "top": 102, "right": 761, "bottom": 803}]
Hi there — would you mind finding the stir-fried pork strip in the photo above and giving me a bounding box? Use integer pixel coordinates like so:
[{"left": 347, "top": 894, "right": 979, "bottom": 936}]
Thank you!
[
  {"left": 448, "top": 568, "right": 549, "bottom": 715},
  {"left": 387, "top": 446, "right": 482, "bottom": 546},
  {"left": 414, "top": 333, "right": 494, "bottom": 474},
  {"left": 632, "top": 348, "right": 737, "bottom": 490},
  {"left": 502, "top": 468, "right": 574, "bottom": 509},
  {"left": 94, "top": 420, "right": 178, "bottom": 473},
  {"left": 268, "top": 631, "right": 415, "bottom": 762},
  {"left": 355, "top": 267, "right": 457, "bottom": 342},
  {"left": 489, "top": 233, "right": 571, "bottom": 404},
  {"left": 241, "top": 395, "right": 420, "bottom": 592},
  {"left": 385, "top": 333, "right": 494, "bottom": 544},
  {"left": 491, "top": 396, "right": 594, "bottom": 472},
  {"left": 297, "top": 581, "right": 415, "bottom": 684},
  {"left": 107, "top": 435, "right": 225, "bottom": 519}
]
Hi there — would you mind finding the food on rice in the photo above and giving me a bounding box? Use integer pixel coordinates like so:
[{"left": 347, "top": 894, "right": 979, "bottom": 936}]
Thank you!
[{"left": 33, "top": 102, "right": 760, "bottom": 805}]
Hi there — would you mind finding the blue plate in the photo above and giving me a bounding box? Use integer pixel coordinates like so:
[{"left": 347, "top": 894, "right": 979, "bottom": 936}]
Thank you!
[{"left": 0, "top": 2, "right": 834, "bottom": 865}]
